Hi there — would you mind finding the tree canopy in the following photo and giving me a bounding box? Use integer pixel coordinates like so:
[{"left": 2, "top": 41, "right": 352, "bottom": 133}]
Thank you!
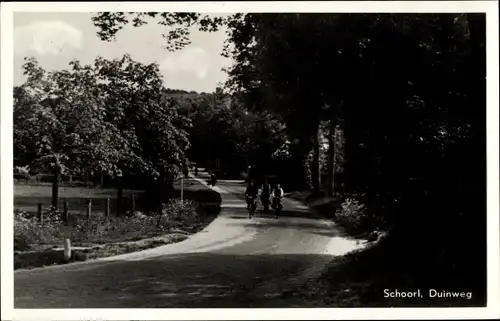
[
  {"left": 90, "top": 13, "right": 487, "bottom": 286},
  {"left": 14, "top": 55, "right": 192, "bottom": 206}
]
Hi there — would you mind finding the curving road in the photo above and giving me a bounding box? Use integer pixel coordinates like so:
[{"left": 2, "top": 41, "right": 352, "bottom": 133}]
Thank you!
[{"left": 14, "top": 173, "right": 362, "bottom": 308}]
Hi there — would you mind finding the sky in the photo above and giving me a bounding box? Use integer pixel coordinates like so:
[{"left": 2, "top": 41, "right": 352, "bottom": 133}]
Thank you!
[{"left": 13, "top": 12, "right": 231, "bottom": 93}]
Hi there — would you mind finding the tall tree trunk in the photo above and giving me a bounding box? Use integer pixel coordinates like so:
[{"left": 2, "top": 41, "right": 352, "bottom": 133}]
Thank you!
[
  {"left": 301, "top": 155, "right": 313, "bottom": 190},
  {"left": 326, "top": 121, "right": 336, "bottom": 197},
  {"left": 290, "top": 137, "right": 313, "bottom": 190},
  {"left": 312, "top": 123, "right": 321, "bottom": 193},
  {"left": 51, "top": 165, "right": 61, "bottom": 208},
  {"left": 100, "top": 171, "right": 104, "bottom": 187},
  {"left": 164, "top": 170, "right": 175, "bottom": 200},
  {"left": 93, "top": 174, "right": 98, "bottom": 188}
]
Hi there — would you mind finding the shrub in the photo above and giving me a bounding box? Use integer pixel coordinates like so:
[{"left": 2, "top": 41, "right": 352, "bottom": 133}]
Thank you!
[
  {"left": 337, "top": 195, "right": 368, "bottom": 232},
  {"left": 14, "top": 198, "right": 200, "bottom": 251},
  {"left": 14, "top": 208, "right": 65, "bottom": 251},
  {"left": 163, "top": 199, "right": 198, "bottom": 222},
  {"left": 70, "top": 216, "right": 117, "bottom": 244},
  {"left": 14, "top": 211, "right": 33, "bottom": 251},
  {"left": 336, "top": 195, "right": 386, "bottom": 237}
]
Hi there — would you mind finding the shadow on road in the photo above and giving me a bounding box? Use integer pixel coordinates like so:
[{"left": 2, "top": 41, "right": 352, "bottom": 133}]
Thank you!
[
  {"left": 15, "top": 252, "right": 333, "bottom": 308},
  {"left": 228, "top": 215, "right": 250, "bottom": 220},
  {"left": 223, "top": 210, "right": 350, "bottom": 239}
]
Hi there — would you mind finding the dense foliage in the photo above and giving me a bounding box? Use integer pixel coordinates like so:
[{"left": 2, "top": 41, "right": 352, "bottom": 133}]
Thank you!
[
  {"left": 90, "top": 12, "right": 487, "bottom": 296},
  {"left": 174, "top": 90, "right": 288, "bottom": 178},
  {"left": 14, "top": 55, "right": 191, "bottom": 207}
]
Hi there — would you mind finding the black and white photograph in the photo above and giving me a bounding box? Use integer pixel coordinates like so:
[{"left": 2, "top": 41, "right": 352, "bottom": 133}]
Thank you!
[{"left": 1, "top": 1, "right": 499, "bottom": 320}]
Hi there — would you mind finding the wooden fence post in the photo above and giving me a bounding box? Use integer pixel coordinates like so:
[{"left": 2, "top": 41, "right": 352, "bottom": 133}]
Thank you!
[
  {"left": 86, "top": 198, "right": 92, "bottom": 220},
  {"left": 37, "top": 203, "right": 43, "bottom": 224},
  {"left": 105, "top": 198, "right": 110, "bottom": 218},
  {"left": 156, "top": 203, "right": 164, "bottom": 227},
  {"left": 130, "top": 194, "right": 136, "bottom": 214},
  {"left": 63, "top": 201, "right": 69, "bottom": 224},
  {"left": 180, "top": 177, "right": 184, "bottom": 202}
]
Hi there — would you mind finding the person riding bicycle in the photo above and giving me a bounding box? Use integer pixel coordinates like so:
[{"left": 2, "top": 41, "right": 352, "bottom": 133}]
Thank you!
[
  {"left": 272, "top": 183, "right": 284, "bottom": 209},
  {"left": 261, "top": 181, "right": 271, "bottom": 212},
  {"left": 245, "top": 181, "right": 259, "bottom": 209},
  {"left": 262, "top": 180, "right": 270, "bottom": 193},
  {"left": 273, "top": 183, "right": 284, "bottom": 198}
]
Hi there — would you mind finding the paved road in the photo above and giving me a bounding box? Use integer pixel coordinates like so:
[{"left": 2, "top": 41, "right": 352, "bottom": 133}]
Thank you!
[{"left": 14, "top": 172, "right": 362, "bottom": 308}]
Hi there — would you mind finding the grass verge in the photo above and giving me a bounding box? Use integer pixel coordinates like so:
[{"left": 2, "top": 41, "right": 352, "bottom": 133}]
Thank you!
[
  {"left": 14, "top": 234, "right": 188, "bottom": 270},
  {"left": 283, "top": 236, "right": 486, "bottom": 307}
]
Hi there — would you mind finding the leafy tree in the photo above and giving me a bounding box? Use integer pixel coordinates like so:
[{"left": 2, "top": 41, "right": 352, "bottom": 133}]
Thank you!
[
  {"left": 90, "top": 13, "right": 354, "bottom": 191},
  {"left": 15, "top": 57, "right": 127, "bottom": 207},
  {"left": 328, "top": 14, "right": 486, "bottom": 293},
  {"left": 14, "top": 85, "right": 39, "bottom": 167},
  {"left": 173, "top": 89, "right": 287, "bottom": 179},
  {"left": 92, "top": 55, "right": 191, "bottom": 208},
  {"left": 91, "top": 13, "right": 229, "bottom": 51},
  {"left": 15, "top": 55, "right": 191, "bottom": 210}
]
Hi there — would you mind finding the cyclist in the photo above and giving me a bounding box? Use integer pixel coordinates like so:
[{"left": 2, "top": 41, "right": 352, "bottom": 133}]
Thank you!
[
  {"left": 272, "top": 183, "right": 284, "bottom": 215},
  {"left": 245, "top": 181, "right": 259, "bottom": 209},
  {"left": 261, "top": 180, "right": 271, "bottom": 213}
]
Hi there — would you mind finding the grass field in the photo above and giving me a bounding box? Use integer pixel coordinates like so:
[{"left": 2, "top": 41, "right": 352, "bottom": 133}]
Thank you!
[
  {"left": 14, "top": 177, "right": 221, "bottom": 216},
  {"left": 14, "top": 185, "right": 143, "bottom": 216}
]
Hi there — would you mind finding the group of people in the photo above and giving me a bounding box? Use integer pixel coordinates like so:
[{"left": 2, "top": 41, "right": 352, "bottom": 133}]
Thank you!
[{"left": 245, "top": 180, "right": 284, "bottom": 214}]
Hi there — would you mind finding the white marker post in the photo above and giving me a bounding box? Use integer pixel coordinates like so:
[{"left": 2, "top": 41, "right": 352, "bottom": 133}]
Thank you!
[
  {"left": 63, "top": 237, "right": 71, "bottom": 261},
  {"left": 62, "top": 201, "right": 71, "bottom": 261}
]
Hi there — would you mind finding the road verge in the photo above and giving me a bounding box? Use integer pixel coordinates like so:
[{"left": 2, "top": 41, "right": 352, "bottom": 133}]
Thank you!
[{"left": 14, "top": 177, "right": 222, "bottom": 270}]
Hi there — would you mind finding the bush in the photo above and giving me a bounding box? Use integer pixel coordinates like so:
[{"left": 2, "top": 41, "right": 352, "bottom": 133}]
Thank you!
[
  {"left": 337, "top": 196, "right": 367, "bottom": 230},
  {"left": 162, "top": 199, "right": 197, "bottom": 222},
  {"left": 14, "top": 208, "right": 66, "bottom": 251},
  {"left": 14, "top": 198, "right": 199, "bottom": 251}
]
